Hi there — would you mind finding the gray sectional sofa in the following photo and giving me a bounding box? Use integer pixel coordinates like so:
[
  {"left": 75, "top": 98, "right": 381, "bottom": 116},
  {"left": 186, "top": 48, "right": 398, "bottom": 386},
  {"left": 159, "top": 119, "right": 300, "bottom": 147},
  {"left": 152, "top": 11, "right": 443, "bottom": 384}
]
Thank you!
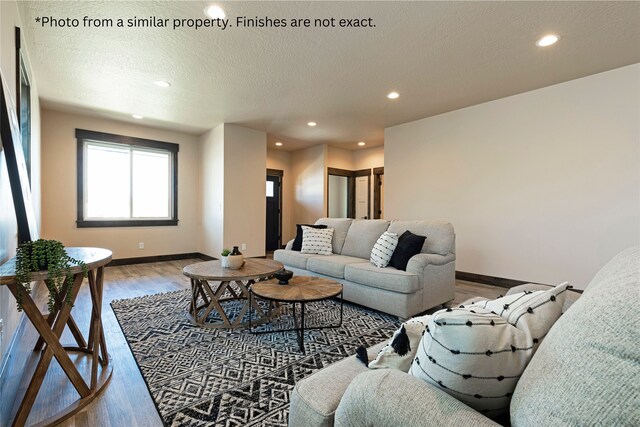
[
  {"left": 273, "top": 218, "right": 456, "bottom": 319},
  {"left": 289, "top": 246, "right": 640, "bottom": 427}
]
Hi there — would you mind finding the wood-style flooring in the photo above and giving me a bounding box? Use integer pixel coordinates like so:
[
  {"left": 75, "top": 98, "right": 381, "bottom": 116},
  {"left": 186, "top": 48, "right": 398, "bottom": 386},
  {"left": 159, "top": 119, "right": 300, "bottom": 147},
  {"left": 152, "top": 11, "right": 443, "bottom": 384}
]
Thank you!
[{"left": 2, "top": 259, "right": 503, "bottom": 427}]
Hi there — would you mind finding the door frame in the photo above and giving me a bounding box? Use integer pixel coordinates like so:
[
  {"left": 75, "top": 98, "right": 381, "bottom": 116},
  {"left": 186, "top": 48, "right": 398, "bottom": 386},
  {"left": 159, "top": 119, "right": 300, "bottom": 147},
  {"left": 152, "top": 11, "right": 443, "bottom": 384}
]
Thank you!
[
  {"left": 266, "top": 169, "right": 283, "bottom": 250},
  {"left": 373, "top": 167, "right": 384, "bottom": 219},
  {"left": 327, "top": 167, "right": 371, "bottom": 219}
]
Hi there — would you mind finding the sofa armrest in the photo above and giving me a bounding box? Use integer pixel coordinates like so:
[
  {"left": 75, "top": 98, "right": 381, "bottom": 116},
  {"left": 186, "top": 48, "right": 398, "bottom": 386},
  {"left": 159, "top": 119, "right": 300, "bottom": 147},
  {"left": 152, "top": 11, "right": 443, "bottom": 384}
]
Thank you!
[
  {"left": 335, "top": 370, "right": 500, "bottom": 427},
  {"left": 284, "top": 239, "right": 295, "bottom": 250},
  {"left": 406, "top": 252, "right": 455, "bottom": 274}
]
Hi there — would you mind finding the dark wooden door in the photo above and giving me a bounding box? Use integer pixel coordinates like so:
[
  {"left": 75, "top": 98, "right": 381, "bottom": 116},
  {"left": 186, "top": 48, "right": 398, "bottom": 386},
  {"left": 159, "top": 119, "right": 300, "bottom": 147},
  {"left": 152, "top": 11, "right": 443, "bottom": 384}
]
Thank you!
[{"left": 265, "top": 173, "right": 281, "bottom": 251}]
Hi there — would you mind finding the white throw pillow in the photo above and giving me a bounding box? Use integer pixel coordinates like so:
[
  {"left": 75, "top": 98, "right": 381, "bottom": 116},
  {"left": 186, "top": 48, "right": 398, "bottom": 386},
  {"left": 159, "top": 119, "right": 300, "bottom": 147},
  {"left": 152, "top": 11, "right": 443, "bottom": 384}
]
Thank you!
[
  {"left": 409, "top": 282, "right": 569, "bottom": 417},
  {"left": 370, "top": 231, "right": 399, "bottom": 268},
  {"left": 300, "top": 226, "right": 333, "bottom": 255},
  {"left": 368, "top": 314, "right": 431, "bottom": 372}
]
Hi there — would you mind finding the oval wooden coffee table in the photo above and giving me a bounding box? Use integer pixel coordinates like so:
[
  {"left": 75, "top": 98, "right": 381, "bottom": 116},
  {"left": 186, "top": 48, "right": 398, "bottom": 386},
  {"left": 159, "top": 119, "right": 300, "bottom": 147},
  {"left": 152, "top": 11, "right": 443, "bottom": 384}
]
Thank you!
[
  {"left": 183, "top": 258, "right": 284, "bottom": 328},
  {"left": 249, "top": 276, "right": 343, "bottom": 354}
]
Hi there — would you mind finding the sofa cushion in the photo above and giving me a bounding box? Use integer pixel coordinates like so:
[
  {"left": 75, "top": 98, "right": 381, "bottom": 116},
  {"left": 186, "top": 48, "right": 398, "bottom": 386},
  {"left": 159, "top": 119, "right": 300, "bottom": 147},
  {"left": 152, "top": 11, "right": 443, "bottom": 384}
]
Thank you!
[
  {"left": 289, "top": 340, "right": 388, "bottom": 427},
  {"left": 511, "top": 246, "right": 640, "bottom": 426},
  {"left": 387, "top": 220, "right": 454, "bottom": 256},
  {"left": 273, "top": 249, "right": 318, "bottom": 270},
  {"left": 409, "top": 283, "right": 569, "bottom": 417},
  {"left": 341, "top": 220, "right": 391, "bottom": 259},
  {"left": 315, "top": 218, "right": 354, "bottom": 254},
  {"left": 307, "top": 255, "right": 365, "bottom": 279},
  {"left": 292, "top": 224, "right": 327, "bottom": 251},
  {"left": 344, "top": 263, "right": 420, "bottom": 294},
  {"left": 389, "top": 230, "right": 426, "bottom": 271},
  {"left": 301, "top": 226, "right": 334, "bottom": 255},
  {"left": 370, "top": 231, "right": 399, "bottom": 268}
]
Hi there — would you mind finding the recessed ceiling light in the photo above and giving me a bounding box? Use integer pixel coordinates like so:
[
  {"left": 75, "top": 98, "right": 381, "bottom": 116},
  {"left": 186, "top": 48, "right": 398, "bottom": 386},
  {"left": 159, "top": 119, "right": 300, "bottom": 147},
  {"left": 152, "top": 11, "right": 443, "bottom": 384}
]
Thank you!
[
  {"left": 275, "top": 142, "right": 283, "bottom": 146},
  {"left": 358, "top": 141, "right": 366, "bottom": 146},
  {"left": 153, "top": 80, "right": 171, "bottom": 88},
  {"left": 204, "top": 5, "right": 226, "bottom": 19},
  {"left": 387, "top": 91, "right": 399, "bottom": 99},
  {"left": 307, "top": 122, "right": 317, "bottom": 127},
  {"left": 536, "top": 34, "right": 560, "bottom": 47},
  {"left": 132, "top": 114, "right": 144, "bottom": 119}
]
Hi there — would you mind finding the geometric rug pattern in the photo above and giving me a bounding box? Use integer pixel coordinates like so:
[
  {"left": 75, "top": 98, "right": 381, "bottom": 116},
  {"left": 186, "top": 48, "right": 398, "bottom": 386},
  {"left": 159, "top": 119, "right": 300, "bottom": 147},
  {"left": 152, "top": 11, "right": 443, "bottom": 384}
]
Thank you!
[{"left": 111, "top": 289, "right": 399, "bottom": 426}]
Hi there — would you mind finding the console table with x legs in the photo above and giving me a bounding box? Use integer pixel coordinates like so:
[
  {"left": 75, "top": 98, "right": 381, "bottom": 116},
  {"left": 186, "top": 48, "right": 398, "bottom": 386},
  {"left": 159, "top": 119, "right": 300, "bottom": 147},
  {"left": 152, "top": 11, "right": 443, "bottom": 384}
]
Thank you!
[{"left": 0, "top": 247, "right": 113, "bottom": 427}]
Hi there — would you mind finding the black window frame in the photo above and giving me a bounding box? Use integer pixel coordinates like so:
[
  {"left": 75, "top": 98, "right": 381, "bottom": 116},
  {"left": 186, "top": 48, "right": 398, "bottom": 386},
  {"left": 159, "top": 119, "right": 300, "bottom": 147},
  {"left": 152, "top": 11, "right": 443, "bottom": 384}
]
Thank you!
[{"left": 76, "top": 128, "right": 179, "bottom": 228}]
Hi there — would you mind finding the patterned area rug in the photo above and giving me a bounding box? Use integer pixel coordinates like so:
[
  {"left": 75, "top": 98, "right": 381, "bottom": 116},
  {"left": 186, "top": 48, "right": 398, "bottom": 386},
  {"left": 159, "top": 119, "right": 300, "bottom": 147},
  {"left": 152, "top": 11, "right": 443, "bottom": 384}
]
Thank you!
[{"left": 111, "top": 289, "right": 399, "bottom": 426}]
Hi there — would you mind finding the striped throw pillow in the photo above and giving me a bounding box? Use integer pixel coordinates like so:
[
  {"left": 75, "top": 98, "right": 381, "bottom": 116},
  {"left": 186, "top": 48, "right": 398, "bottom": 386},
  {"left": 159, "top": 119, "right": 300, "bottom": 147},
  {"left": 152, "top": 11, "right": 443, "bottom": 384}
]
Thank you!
[
  {"left": 300, "top": 226, "right": 333, "bottom": 255},
  {"left": 370, "top": 231, "right": 399, "bottom": 268},
  {"left": 409, "top": 283, "right": 569, "bottom": 417}
]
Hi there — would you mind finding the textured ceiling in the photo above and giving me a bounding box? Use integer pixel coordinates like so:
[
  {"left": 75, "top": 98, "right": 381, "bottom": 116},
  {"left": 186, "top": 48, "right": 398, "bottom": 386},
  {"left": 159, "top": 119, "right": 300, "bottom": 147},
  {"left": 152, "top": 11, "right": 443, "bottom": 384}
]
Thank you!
[{"left": 17, "top": 1, "right": 640, "bottom": 151}]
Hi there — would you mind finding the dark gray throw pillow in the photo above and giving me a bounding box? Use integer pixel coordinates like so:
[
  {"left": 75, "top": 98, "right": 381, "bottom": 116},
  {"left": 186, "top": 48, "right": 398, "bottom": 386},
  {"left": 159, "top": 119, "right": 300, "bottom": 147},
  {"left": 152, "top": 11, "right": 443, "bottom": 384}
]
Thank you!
[
  {"left": 292, "top": 224, "right": 327, "bottom": 251},
  {"left": 389, "top": 230, "right": 426, "bottom": 271}
]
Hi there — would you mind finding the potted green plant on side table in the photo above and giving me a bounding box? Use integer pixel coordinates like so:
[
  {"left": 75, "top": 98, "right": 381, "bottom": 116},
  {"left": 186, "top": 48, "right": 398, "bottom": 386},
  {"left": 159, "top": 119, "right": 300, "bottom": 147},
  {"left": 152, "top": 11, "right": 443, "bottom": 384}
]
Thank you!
[
  {"left": 221, "top": 248, "right": 231, "bottom": 268},
  {"left": 14, "top": 239, "right": 87, "bottom": 312}
]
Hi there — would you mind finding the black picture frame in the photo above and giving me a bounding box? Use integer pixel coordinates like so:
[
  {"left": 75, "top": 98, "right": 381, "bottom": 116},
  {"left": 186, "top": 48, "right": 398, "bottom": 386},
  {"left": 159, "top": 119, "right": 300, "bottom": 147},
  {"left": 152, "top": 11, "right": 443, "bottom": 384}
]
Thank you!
[{"left": 1, "top": 70, "right": 38, "bottom": 243}]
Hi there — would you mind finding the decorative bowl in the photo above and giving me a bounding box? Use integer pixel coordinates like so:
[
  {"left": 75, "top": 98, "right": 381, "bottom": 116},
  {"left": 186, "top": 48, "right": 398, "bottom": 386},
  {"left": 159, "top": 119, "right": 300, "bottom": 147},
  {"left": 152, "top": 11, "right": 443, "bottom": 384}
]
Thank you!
[
  {"left": 274, "top": 269, "right": 293, "bottom": 285},
  {"left": 227, "top": 254, "right": 245, "bottom": 270}
]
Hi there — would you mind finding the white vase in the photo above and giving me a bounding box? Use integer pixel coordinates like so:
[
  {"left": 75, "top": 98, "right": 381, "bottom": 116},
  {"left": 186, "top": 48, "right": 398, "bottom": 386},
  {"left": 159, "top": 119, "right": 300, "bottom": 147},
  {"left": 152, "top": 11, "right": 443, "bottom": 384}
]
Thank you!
[
  {"left": 221, "top": 256, "right": 229, "bottom": 268},
  {"left": 228, "top": 254, "right": 244, "bottom": 270}
]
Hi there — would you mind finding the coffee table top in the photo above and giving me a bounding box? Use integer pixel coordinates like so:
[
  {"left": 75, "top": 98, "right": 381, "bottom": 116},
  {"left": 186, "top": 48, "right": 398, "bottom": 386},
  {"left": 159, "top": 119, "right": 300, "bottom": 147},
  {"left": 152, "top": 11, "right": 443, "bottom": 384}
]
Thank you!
[
  {"left": 183, "top": 258, "right": 283, "bottom": 281},
  {"left": 251, "top": 276, "right": 343, "bottom": 303}
]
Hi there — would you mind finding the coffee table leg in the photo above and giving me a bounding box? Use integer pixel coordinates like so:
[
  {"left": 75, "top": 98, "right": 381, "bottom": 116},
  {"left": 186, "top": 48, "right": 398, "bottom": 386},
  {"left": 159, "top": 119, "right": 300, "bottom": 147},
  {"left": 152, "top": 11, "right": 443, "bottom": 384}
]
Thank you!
[{"left": 299, "top": 302, "right": 306, "bottom": 354}]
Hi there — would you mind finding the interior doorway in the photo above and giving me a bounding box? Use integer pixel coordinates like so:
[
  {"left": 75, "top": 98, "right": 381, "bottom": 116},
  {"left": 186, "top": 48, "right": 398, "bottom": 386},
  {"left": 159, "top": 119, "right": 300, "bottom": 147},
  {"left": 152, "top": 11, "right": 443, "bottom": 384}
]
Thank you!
[
  {"left": 327, "top": 168, "right": 371, "bottom": 219},
  {"left": 373, "top": 167, "right": 384, "bottom": 219},
  {"left": 266, "top": 169, "right": 283, "bottom": 251}
]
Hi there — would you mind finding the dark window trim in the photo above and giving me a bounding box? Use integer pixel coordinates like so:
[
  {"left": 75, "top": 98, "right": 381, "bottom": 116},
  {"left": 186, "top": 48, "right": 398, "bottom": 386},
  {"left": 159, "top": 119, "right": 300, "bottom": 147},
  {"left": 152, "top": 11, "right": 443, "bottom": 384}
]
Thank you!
[{"left": 76, "top": 128, "right": 179, "bottom": 228}]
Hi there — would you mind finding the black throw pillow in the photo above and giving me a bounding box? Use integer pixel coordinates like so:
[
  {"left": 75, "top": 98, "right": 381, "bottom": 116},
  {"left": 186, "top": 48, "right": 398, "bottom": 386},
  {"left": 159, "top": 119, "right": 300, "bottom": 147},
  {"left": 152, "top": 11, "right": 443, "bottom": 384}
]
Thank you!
[
  {"left": 292, "top": 224, "right": 328, "bottom": 251},
  {"left": 389, "top": 230, "right": 427, "bottom": 271}
]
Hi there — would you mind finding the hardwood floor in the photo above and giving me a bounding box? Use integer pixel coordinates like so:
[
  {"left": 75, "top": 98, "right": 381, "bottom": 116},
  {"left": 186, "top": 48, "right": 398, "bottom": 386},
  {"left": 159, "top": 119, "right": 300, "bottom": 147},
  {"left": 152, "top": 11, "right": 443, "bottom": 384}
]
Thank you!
[{"left": 2, "top": 259, "right": 503, "bottom": 427}]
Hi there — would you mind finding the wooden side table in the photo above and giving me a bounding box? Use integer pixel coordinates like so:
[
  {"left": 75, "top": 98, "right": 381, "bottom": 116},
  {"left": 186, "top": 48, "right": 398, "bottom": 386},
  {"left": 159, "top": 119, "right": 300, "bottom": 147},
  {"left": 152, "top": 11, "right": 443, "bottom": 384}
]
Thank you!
[
  {"left": 0, "top": 247, "right": 113, "bottom": 427},
  {"left": 182, "top": 258, "right": 284, "bottom": 328},
  {"left": 249, "top": 276, "right": 343, "bottom": 354}
]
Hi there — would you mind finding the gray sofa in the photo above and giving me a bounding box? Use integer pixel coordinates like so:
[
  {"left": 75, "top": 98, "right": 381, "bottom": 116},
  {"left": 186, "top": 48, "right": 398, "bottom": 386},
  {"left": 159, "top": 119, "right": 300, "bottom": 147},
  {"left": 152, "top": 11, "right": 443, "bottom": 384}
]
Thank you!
[
  {"left": 274, "top": 218, "right": 456, "bottom": 319},
  {"left": 289, "top": 246, "right": 639, "bottom": 427}
]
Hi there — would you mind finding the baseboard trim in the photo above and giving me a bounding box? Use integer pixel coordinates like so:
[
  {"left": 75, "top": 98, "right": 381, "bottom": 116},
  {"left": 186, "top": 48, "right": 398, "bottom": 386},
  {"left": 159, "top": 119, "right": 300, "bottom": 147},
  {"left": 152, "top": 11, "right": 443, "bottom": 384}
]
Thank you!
[
  {"left": 107, "top": 252, "right": 215, "bottom": 266},
  {"left": 456, "top": 271, "right": 540, "bottom": 289}
]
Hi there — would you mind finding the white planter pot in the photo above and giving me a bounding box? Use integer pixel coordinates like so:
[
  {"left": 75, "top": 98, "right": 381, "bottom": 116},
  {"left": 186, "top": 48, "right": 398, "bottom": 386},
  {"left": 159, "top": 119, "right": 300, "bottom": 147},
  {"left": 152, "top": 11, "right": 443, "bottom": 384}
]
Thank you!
[{"left": 221, "top": 256, "right": 230, "bottom": 268}]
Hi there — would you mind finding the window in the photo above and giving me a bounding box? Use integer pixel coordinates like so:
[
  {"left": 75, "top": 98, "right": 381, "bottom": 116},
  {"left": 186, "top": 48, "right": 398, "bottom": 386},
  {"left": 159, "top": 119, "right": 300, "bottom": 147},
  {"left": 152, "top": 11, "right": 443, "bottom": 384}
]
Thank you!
[{"left": 76, "top": 129, "right": 179, "bottom": 227}]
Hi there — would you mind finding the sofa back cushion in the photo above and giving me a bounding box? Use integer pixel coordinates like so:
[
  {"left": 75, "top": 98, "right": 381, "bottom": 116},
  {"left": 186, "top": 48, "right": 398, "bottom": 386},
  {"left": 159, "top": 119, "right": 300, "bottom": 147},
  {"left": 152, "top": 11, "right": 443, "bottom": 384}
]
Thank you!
[
  {"left": 341, "top": 219, "right": 391, "bottom": 259},
  {"left": 314, "top": 218, "right": 353, "bottom": 254},
  {"left": 387, "top": 220, "right": 455, "bottom": 256},
  {"left": 510, "top": 246, "right": 640, "bottom": 426}
]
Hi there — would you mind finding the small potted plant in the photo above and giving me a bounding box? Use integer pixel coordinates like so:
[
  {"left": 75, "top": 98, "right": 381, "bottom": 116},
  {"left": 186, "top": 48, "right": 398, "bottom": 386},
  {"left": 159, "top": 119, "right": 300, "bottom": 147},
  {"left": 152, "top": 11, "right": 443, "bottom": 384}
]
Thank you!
[
  {"left": 220, "top": 248, "right": 231, "bottom": 268},
  {"left": 14, "top": 239, "right": 86, "bottom": 312}
]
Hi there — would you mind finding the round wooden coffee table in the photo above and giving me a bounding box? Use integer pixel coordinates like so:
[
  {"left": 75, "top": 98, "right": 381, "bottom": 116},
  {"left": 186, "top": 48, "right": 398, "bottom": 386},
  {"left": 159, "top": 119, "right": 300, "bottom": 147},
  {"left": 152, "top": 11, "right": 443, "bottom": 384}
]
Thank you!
[
  {"left": 249, "top": 276, "right": 343, "bottom": 354},
  {"left": 183, "top": 258, "right": 283, "bottom": 328}
]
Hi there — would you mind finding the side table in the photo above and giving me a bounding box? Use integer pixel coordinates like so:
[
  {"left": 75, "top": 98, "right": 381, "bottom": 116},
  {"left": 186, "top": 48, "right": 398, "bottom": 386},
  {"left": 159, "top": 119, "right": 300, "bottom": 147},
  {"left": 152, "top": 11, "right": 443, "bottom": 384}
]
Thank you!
[
  {"left": 249, "top": 276, "right": 343, "bottom": 354},
  {"left": 0, "top": 247, "right": 113, "bottom": 427}
]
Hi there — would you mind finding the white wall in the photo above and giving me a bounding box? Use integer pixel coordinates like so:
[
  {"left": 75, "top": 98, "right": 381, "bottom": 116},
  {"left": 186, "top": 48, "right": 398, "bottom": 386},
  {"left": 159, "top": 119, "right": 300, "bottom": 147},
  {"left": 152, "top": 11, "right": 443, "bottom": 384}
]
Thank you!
[
  {"left": 40, "top": 109, "right": 202, "bottom": 259},
  {"left": 200, "top": 125, "right": 224, "bottom": 257},
  {"left": 385, "top": 64, "right": 640, "bottom": 289},
  {"left": 291, "top": 144, "right": 327, "bottom": 224},
  {"left": 223, "top": 124, "right": 266, "bottom": 257},
  {"left": 267, "top": 149, "right": 295, "bottom": 244},
  {"left": 327, "top": 146, "right": 354, "bottom": 170}
]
